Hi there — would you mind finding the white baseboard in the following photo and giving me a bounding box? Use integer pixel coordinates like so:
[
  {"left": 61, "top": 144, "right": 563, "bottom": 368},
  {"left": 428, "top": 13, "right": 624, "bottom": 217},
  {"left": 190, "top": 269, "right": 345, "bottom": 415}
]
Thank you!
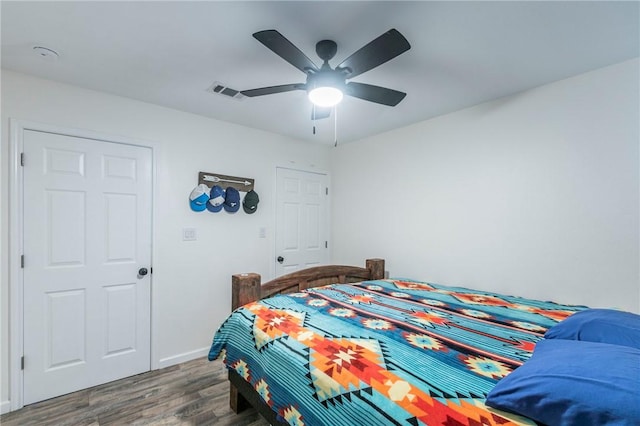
[
  {"left": 1, "top": 400, "right": 11, "bottom": 415},
  {"left": 157, "top": 347, "right": 209, "bottom": 370}
]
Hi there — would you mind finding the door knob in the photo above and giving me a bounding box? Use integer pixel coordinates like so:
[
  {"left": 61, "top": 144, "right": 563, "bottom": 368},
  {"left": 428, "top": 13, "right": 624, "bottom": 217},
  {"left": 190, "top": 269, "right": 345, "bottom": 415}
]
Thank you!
[
  {"left": 277, "top": 256, "right": 284, "bottom": 264},
  {"left": 138, "top": 267, "right": 148, "bottom": 276}
]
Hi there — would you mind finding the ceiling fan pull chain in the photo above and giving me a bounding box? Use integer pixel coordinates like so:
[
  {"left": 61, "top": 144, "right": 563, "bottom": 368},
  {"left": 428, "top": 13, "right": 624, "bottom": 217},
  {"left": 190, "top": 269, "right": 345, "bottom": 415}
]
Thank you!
[
  {"left": 334, "top": 105, "right": 338, "bottom": 147},
  {"left": 312, "top": 104, "right": 317, "bottom": 135}
]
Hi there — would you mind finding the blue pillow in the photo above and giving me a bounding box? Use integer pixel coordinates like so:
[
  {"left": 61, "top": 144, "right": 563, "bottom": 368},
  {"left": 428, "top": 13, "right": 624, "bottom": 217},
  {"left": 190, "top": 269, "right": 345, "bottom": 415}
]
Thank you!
[
  {"left": 544, "top": 308, "right": 640, "bottom": 349},
  {"left": 485, "top": 339, "right": 640, "bottom": 426}
]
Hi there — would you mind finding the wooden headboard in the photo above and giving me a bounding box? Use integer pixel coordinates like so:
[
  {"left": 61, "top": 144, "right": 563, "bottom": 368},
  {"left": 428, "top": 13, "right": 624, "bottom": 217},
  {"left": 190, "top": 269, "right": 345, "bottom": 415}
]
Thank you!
[{"left": 231, "top": 258, "right": 385, "bottom": 310}]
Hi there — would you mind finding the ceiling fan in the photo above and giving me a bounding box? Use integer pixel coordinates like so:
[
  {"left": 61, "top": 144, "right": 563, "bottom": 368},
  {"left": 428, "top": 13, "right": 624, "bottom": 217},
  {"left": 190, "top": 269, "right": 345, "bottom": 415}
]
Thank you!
[{"left": 241, "top": 29, "right": 411, "bottom": 120}]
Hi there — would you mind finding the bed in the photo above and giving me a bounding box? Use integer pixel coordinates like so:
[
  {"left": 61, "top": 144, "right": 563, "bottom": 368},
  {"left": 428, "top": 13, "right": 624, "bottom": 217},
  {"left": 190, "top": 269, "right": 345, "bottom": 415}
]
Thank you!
[{"left": 208, "top": 259, "right": 640, "bottom": 426}]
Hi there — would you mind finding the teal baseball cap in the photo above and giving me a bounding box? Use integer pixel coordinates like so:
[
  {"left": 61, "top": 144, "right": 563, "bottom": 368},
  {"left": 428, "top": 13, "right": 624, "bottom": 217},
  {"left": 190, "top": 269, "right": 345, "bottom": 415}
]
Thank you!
[{"left": 189, "top": 184, "right": 210, "bottom": 212}]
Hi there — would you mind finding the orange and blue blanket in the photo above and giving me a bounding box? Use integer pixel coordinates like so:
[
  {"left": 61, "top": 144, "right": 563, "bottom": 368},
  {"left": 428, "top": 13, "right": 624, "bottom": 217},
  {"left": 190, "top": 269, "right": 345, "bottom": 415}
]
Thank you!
[{"left": 209, "top": 279, "right": 584, "bottom": 425}]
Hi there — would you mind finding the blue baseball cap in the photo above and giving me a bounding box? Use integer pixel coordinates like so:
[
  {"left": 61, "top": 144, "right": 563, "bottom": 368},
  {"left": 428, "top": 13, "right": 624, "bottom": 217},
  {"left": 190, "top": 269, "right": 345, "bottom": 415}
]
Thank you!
[
  {"left": 207, "top": 185, "right": 225, "bottom": 212},
  {"left": 189, "top": 184, "right": 210, "bottom": 212},
  {"left": 223, "top": 187, "right": 241, "bottom": 213}
]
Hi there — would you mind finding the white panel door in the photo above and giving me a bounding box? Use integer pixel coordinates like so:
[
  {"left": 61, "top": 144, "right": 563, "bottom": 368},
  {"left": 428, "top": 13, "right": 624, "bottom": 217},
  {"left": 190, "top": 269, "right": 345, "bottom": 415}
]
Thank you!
[
  {"left": 22, "top": 130, "right": 152, "bottom": 404},
  {"left": 275, "top": 168, "right": 329, "bottom": 276}
]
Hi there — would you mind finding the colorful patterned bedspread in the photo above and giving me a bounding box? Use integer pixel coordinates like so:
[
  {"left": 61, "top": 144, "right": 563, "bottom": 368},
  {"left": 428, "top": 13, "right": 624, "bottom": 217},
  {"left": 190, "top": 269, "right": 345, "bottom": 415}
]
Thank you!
[{"left": 208, "top": 279, "right": 585, "bottom": 426}]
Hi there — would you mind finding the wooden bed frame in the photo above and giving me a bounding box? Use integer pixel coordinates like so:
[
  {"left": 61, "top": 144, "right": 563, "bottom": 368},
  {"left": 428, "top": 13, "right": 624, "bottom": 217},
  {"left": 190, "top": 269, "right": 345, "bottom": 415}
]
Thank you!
[{"left": 228, "top": 258, "right": 385, "bottom": 422}]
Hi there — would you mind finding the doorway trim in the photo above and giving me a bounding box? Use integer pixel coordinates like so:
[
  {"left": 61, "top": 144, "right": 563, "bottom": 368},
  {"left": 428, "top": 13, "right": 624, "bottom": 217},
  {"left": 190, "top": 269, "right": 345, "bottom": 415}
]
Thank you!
[{"left": 8, "top": 119, "right": 158, "bottom": 411}]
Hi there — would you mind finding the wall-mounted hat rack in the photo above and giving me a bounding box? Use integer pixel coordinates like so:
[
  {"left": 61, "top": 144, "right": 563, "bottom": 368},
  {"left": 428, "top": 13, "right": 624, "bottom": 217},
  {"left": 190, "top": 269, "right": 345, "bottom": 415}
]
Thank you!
[{"left": 198, "top": 171, "right": 255, "bottom": 193}]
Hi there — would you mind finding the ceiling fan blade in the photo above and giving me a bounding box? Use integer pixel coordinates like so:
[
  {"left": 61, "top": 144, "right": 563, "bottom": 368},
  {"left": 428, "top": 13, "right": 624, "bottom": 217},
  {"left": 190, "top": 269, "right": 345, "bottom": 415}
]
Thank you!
[
  {"left": 241, "top": 83, "right": 305, "bottom": 97},
  {"left": 337, "top": 29, "right": 410, "bottom": 79},
  {"left": 253, "top": 30, "right": 319, "bottom": 74},
  {"left": 311, "top": 106, "right": 331, "bottom": 120},
  {"left": 345, "top": 82, "right": 406, "bottom": 106}
]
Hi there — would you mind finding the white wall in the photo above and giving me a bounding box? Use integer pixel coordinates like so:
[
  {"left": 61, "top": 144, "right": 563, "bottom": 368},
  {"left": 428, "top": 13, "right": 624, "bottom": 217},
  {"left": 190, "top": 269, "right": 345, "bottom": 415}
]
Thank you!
[
  {"left": 0, "top": 70, "right": 331, "bottom": 409},
  {"left": 331, "top": 59, "right": 640, "bottom": 313},
  {"left": 2, "top": 58, "right": 639, "bottom": 411}
]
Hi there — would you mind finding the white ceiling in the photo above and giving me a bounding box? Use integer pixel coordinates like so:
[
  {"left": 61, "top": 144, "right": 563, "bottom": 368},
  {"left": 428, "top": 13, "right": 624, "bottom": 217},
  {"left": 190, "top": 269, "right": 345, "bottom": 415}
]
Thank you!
[{"left": 2, "top": 1, "right": 638, "bottom": 145}]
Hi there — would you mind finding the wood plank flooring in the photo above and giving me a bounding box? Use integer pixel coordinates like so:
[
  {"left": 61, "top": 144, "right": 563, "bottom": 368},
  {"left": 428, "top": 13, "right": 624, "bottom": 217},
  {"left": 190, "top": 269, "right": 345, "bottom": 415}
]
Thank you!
[{"left": 0, "top": 358, "right": 270, "bottom": 425}]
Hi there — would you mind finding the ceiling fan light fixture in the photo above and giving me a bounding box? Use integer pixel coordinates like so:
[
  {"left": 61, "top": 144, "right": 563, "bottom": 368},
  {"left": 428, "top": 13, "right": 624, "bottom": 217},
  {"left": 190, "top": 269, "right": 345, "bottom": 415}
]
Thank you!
[
  {"left": 307, "top": 70, "right": 345, "bottom": 107},
  {"left": 308, "top": 86, "right": 343, "bottom": 107}
]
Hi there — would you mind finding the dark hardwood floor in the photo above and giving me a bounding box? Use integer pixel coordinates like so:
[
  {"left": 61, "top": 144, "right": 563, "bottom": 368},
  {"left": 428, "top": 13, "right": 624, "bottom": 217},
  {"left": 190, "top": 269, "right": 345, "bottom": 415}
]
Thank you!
[{"left": 0, "top": 358, "right": 270, "bottom": 425}]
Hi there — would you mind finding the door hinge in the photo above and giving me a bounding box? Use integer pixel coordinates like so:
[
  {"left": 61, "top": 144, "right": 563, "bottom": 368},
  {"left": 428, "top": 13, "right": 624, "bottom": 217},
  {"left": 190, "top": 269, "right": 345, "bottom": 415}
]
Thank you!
[
  {"left": 150, "top": 267, "right": 153, "bottom": 274},
  {"left": 21, "top": 356, "right": 24, "bottom": 370},
  {"left": 325, "top": 187, "right": 328, "bottom": 195},
  {"left": 20, "top": 153, "right": 24, "bottom": 167},
  {"left": 21, "top": 255, "right": 24, "bottom": 268},
  {"left": 325, "top": 241, "right": 328, "bottom": 249}
]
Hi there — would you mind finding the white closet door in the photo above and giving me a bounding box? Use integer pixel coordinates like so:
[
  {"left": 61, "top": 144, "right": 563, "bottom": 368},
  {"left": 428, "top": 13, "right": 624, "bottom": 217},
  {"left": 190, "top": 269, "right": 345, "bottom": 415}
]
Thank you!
[{"left": 23, "top": 130, "right": 152, "bottom": 404}]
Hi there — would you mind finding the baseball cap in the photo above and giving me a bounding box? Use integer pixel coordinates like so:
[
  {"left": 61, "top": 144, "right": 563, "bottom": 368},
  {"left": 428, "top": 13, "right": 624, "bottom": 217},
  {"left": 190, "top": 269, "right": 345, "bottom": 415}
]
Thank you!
[
  {"left": 243, "top": 190, "right": 260, "bottom": 214},
  {"left": 223, "top": 187, "right": 240, "bottom": 213},
  {"left": 189, "top": 184, "right": 210, "bottom": 212},
  {"left": 207, "top": 185, "right": 225, "bottom": 212}
]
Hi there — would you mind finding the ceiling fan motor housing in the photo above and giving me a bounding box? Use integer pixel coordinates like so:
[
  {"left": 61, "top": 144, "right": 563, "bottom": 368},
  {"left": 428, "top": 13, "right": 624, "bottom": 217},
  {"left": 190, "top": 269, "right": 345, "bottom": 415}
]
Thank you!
[
  {"left": 306, "top": 70, "right": 345, "bottom": 93},
  {"left": 316, "top": 39, "right": 338, "bottom": 62}
]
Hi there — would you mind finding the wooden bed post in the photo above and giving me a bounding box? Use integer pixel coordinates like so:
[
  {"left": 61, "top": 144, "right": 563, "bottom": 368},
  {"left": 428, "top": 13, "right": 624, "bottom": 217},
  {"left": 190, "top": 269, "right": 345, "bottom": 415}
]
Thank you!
[
  {"left": 229, "top": 373, "right": 250, "bottom": 413},
  {"left": 232, "top": 273, "right": 261, "bottom": 311},
  {"left": 366, "top": 258, "right": 385, "bottom": 280},
  {"left": 230, "top": 272, "right": 261, "bottom": 412}
]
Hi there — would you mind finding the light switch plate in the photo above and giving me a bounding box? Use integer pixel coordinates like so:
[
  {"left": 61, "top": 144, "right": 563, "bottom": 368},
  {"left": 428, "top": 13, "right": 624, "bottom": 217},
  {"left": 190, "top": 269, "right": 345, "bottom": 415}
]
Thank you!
[{"left": 183, "top": 227, "right": 197, "bottom": 241}]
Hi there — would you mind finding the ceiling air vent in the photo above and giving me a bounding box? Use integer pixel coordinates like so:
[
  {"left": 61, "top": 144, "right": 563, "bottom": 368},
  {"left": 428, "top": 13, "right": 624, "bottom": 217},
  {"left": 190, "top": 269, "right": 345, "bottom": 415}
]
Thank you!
[{"left": 206, "top": 82, "right": 245, "bottom": 101}]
